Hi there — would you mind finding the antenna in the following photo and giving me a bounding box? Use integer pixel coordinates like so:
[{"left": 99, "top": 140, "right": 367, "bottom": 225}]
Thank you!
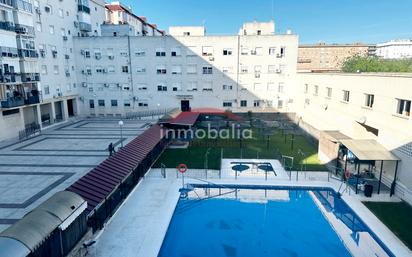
[{"left": 271, "top": 0, "right": 275, "bottom": 21}]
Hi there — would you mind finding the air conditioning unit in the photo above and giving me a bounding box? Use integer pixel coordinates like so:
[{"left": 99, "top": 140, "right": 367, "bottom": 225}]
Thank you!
[
  {"left": 80, "top": 50, "right": 85, "bottom": 55},
  {"left": 65, "top": 54, "right": 70, "bottom": 59},
  {"left": 52, "top": 50, "right": 57, "bottom": 58},
  {"left": 82, "top": 82, "right": 87, "bottom": 87},
  {"left": 81, "top": 69, "right": 85, "bottom": 74},
  {"left": 116, "top": 83, "right": 121, "bottom": 87},
  {"left": 103, "top": 83, "right": 109, "bottom": 87},
  {"left": 35, "top": 8, "right": 41, "bottom": 14},
  {"left": 276, "top": 69, "right": 282, "bottom": 73},
  {"left": 108, "top": 55, "right": 114, "bottom": 60},
  {"left": 63, "top": 36, "right": 68, "bottom": 41},
  {"left": 74, "top": 21, "right": 79, "bottom": 28},
  {"left": 44, "top": 6, "right": 51, "bottom": 12},
  {"left": 209, "top": 57, "right": 214, "bottom": 61},
  {"left": 95, "top": 54, "right": 101, "bottom": 60},
  {"left": 39, "top": 49, "right": 45, "bottom": 57},
  {"left": 102, "top": 68, "right": 107, "bottom": 73},
  {"left": 251, "top": 50, "right": 257, "bottom": 55},
  {"left": 65, "top": 72, "right": 70, "bottom": 77},
  {"left": 57, "top": 92, "right": 63, "bottom": 97}
]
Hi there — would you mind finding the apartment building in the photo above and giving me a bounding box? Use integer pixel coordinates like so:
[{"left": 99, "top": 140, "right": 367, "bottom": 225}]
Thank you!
[
  {"left": 296, "top": 72, "right": 412, "bottom": 203},
  {"left": 73, "top": 22, "right": 298, "bottom": 116},
  {"left": 104, "top": 1, "right": 164, "bottom": 36},
  {"left": 376, "top": 39, "right": 412, "bottom": 59},
  {"left": 298, "top": 43, "right": 375, "bottom": 72}
]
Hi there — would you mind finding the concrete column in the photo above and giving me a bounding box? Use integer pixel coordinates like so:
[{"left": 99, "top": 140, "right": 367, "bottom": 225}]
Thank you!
[
  {"left": 62, "top": 99, "right": 69, "bottom": 121},
  {"left": 36, "top": 104, "right": 43, "bottom": 129},
  {"left": 73, "top": 98, "right": 80, "bottom": 116},
  {"left": 50, "top": 101, "right": 56, "bottom": 124}
]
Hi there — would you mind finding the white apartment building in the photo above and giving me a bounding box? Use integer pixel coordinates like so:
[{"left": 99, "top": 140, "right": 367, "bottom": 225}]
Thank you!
[
  {"left": 376, "top": 39, "right": 412, "bottom": 59},
  {"left": 73, "top": 22, "right": 298, "bottom": 116},
  {"left": 238, "top": 20, "right": 275, "bottom": 36}
]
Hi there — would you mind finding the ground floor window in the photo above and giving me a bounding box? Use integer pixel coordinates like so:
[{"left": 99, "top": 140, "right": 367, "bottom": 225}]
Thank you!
[
  {"left": 89, "top": 99, "right": 95, "bottom": 108},
  {"left": 253, "top": 100, "right": 260, "bottom": 107},
  {"left": 98, "top": 100, "right": 105, "bottom": 107},
  {"left": 223, "top": 101, "right": 232, "bottom": 107},
  {"left": 240, "top": 100, "right": 247, "bottom": 107},
  {"left": 111, "top": 100, "right": 118, "bottom": 107}
]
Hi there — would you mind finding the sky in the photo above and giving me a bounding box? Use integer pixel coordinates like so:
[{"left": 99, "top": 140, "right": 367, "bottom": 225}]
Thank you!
[{"left": 120, "top": 0, "right": 412, "bottom": 44}]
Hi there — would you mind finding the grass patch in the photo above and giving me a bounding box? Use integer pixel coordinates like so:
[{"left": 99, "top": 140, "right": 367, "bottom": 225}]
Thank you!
[
  {"left": 154, "top": 129, "right": 326, "bottom": 171},
  {"left": 364, "top": 201, "right": 412, "bottom": 250}
]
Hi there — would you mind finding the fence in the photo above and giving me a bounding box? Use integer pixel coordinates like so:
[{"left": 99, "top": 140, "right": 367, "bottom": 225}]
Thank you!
[
  {"left": 125, "top": 108, "right": 177, "bottom": 120},
  {"left": 18, "top": 123, "right": 41, "bottom": 140}
]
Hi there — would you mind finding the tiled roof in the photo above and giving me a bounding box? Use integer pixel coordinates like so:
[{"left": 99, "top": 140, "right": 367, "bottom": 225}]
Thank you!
[{"left": 66, "top": 124, "right": 166, "bottom": 213}]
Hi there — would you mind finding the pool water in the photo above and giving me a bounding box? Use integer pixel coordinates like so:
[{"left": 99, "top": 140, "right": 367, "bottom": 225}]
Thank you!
[{"left": 158, "top": 186, "right": 393, "bottom": 257}]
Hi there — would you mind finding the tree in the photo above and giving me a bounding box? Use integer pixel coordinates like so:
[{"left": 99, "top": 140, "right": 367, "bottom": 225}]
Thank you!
[{"left": 342, "top": 55, "right": 412, "bottom": 73}]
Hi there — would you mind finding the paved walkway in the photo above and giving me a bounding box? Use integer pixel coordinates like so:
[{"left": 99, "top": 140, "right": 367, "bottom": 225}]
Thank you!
[{"left": 0, "top": 118, "right": 154, "bottom": 232}]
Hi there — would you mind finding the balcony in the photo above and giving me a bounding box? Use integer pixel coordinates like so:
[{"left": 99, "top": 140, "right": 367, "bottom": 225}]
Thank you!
[
  {"left": 15, "top": 24, "right": 35, "bottom": 36},
  {"left": 1, "top": 96, "right": 25, "bottom": 108},
  {"left": 21, "top": 73, "right": 40, "bottom": 82},
  {"left": 24, "top": 94, "right": 40, "bottom": 105},
  {"left": 18, "top": 49, "right": 39, "bottom": 58},
  {"left": 0, "top": 21, "right": 15, "bottom": 32},
  {"left": 0, "top": 0, "right": 14, "bottom": 7},
  {"left": 0, "top": 46, "right": 19, "bottom": 58},
  {"left": 0, "top": 73, "right": 20, "bottom": 83},
  {"left": 79, "top": 22, "right": 91, "bottom": 32},
  {"left": 77, "top": 4, "right": 90, "bottom": 14}
]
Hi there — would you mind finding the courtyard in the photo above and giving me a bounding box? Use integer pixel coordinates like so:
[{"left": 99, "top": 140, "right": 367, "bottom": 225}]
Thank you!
[{"left": 0, "top": 118, "right": 154, "bottom": 232}]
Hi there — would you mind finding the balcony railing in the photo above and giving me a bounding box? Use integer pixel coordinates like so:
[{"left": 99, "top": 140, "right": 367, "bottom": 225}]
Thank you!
[
  {"left": 77, "top": 4, "right": 90, "bottom": 14},
  {"left": 0, "top": 73, "right": 20, "bottom": 83},
  {"left": 1, "top": 96, "right": 25, "bottom": 108},
  {"left": 15, "top": 24, "right": 35, "bottom": 36},
  {"left": 0, "top": 21, "right": 15, "bottom": 32},
  {"left": 0, "top": 0, "right": 14, "bottom": 7},
  {"left": 18, "top": 49, "right": 39, "bottom": 58},
  {"left": 79, "top": 22, "right": 92, "bottom": 32},
  {"left": 13, "top": 0, "right": 32, "bottom": 13},
  {"left": 24, "top": 94, "right": 40, "bottom": 105},
  {"left": 21, "top": 73, "right": 40, "bottom": 82},
  {"left": 0, "top": 46, "right": 19, "bottom": 58}
]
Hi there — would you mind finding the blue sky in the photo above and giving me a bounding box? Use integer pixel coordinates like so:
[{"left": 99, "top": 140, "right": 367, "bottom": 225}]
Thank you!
[{"left": 123, "top": 0, "right": 412, "bottom": 44}]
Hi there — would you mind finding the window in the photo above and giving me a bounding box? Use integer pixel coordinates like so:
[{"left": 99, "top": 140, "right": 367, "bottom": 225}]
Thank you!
[
  {"left": 138, "top": 102, "right": 148, "bottom": 107},
  {"left": 108, "top": 66, "right": 115, "bottom": 73},
  {"left": 172, "top": 83, "right": 182, "bottom": 91},
  {"left": 241, "top": 66, "right": 248, "bottom": 73},
  {"left": 186, "top": 65, "right": 197, "bottom": 74},
  {"left": 268, "top": 65, "right": 277, "bottom": 73},
  {"left": 257, "top": 30, "right": 261, "bottom": 35},
  {"left": 98, "top": 100, "right": 105, "bottom": 107},
  {"left": 241, "top": 47, "right": 249, "bottom": 55},
  {"left": 342, "top": 90, "right": 350, "bottom": 102},
  {"left": 49, "top": 25, "right": 54, "bottom": 34},
  {"left": 202, "top": 82, "right": 213, "bottom": 91},
  {"left": 252, "top": 47, "right": 262, "bottom": 55},
  {"left": 223, "top": 48, "right": 233, "bottom": 55},
  {"left": 254, "top": 65, "right": 261, "bottom": 78},
  {"left": 53, "top": 65, "right": 59, "bottom": 74},
  {"left": 122, "top": 66, "right": 129, "bottom": 73},
  {"left": 304, "top": 84, "right": 309, "bottom": 94},
  {"left": 278, "top": 47, "right": 286, "bottom": 57},
  {"left": 278, "top": 100, "right": 284, "bottom": 109},
  {"left": 157, "top": 84, "right": 167, "bottom": 91},
  {"left": 44, "top": 4, "right": 52, "bottom": 13},
  {"left": 94, "top": 51, "right": 102, "bottom": 59},
  {"left": 171, "top": 65, "right": 182, "bottom": 75},
  {"left": 278, "top": 82, "right": 284, "bottom": 93},
  {"left": 253, "top": 83, "right": 262, "bottom": 90},
  {"left": 136, "top": 67, "right": 146, "bottom": 73},
  {"left": 223, "top": 102, "right": 232, "bottom": 107},
  {"left": 240, "top": 100, "right": 247, "bottom": 107},
  {"left": 137, "top": 84, "right": 147, "bottom": 91},
  {"left": 396, "top": 99, "right": 411, "bottom": 117},
  {"left": 222, "top": 84, "right": 233, "bottom": 90},
  {"left": 365, "top": 94, "right": 374, "bottom": 108},
  {"left": 155, "top": 48, "right": 166, "bottom": 57},
  {"left": 202, "top": 66, "right": 213, "bottom": 74},
  {"left": 267, "top": 83, "right": 276, "bottom": 91},
  {"left": 254, "top": 100, "right": 260, "bottom": 107},
  {"left": 222, "top": 67, "right": 233, "bottom": 73},
  {"left": 84, "top": 50, "right": 91, "bottom": 58},
  {"left": 89, "top": 99, "right": 95, "bottom": 109},
  {"left": 124, "top": 101, "right": 131, "bottom": 107},
  {"left": 171, "top": 47, "right": 181, "bottom": 57},
  {"left": 44, "top": 86, "right": 50, "bottom": 95},
  {"left": 187, "top": 82, "right": 198, "bottom": 91},
  {"left": 120, "top": 50, "right": 128, "bottom": 57},
  {"left": 202, "top": 46, "right": 213, "bottom": 56},
  {"left": 326, "top": 87, "right": 332, "bottom": 98},
  {"left": 135, "top": 49, "right": 146, "bottom": 56},
  {"left": 95, "top": 66, "right": 104, "bottom": 73},
  {"left": 183, "top": 32, "right": 190, "bottom": 36},
  {"left": 111, "top": 100, "right": 118, "bottom": 107},
  {"left": 269, "top": 47, "right": 276, "bottom": 55},
  {"left": 156, "top": 66, "right": 167, "bottom": 74},
  {"left": 314, "top": 85, "right": 319, "bottom": 96},
  {"left": 41, "top": 65, "right": 47, "bottom": 74}
]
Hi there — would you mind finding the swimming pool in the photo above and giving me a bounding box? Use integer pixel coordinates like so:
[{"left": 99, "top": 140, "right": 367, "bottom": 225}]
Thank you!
[{"left": 158, "top": 185, "right": 394, "bottom": 257}]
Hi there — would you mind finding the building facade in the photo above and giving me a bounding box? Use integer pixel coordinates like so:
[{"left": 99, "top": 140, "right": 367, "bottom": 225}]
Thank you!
[
  {"left": 296, "top": 72, "right": 412, "bottom": 203},
  {"left": 298, "top": 43, "right": 374, "bottom": 72},
  {"left": 73, "top": 25, "right": 298, "bottom": 116},
  {"left": 376, "top": 40, "right": 412, "bottom": 59}
]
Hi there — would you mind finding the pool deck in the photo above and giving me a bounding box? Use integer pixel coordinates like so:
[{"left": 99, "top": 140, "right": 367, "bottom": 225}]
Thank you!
[{"left": 89, "top": 168, "right": 412, "bottom": 257}]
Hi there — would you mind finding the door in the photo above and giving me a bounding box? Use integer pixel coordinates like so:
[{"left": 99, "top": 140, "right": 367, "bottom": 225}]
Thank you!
[{"left": 181, "top": 100, "right": 190, "bottom": 112}]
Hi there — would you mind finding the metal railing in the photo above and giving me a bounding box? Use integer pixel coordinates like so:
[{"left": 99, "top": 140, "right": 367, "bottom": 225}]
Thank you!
[
  {"left": 18, "top": 123, "right": 41, "bottom": 140},
  {"left": 125, "top": 108, "right": 176, "bottom": 120}
]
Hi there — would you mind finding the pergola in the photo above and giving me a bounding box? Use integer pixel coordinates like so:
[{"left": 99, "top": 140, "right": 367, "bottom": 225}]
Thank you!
[{"left": 339, "top": 139, "right": 400, "bottom": 196}]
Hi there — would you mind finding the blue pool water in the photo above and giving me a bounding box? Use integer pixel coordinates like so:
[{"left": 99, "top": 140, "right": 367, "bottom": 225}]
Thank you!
[{"left": 158, "top": 185, "right": 393, "bottom": 257}]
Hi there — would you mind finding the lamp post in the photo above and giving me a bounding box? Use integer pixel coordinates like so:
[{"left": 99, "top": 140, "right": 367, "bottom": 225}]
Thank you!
[{"left": 118, "top": 120, "right": 124, "bottom": 148}]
